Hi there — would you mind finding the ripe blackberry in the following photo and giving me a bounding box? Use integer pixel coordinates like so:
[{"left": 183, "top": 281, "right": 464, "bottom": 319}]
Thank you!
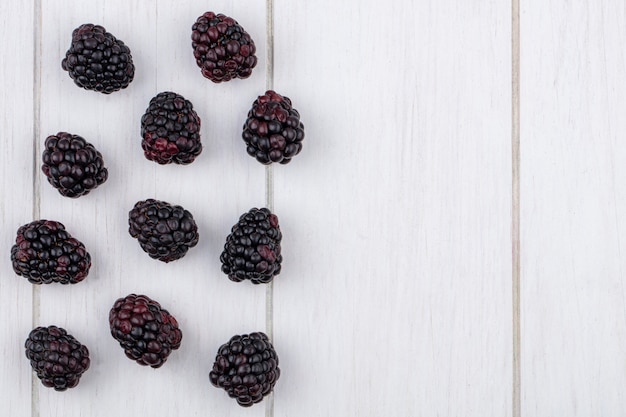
[
  {"left": 109, "top": 294, "right": 182, "bottom": 368},
  {"left": 210, "top": 332, "right": 280, "bottom": 407},
  {"left": 141, "top": 92, "right": 203, "bottom": 165},
  {"left": 242, "top": 90, "right": 305, "bottom": 164},
  {"left": 191, "top": 12, "right": 258, "bottom": 83},
  {"left": 41, "top": 132, "right": 108, "bottom": 198},
  {"left": 11, "top": 220, "right": 91, "bottom": 284},
  {"left": 25, "top": 326, "right": 90, "bottom": 391},
  {"left": 61, "top": 23, "right": 135, "bottom": 94},
  {"left": 220, "top": 208, "right": 282, "bottom": 284},
  {"left": 128, "top": 199, "right": 199, "bottom": 263}
]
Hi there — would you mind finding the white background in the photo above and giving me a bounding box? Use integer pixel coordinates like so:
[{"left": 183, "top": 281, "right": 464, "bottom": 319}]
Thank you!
[{"left": 0, "top": 0, "right": 624, "bottom": 416}]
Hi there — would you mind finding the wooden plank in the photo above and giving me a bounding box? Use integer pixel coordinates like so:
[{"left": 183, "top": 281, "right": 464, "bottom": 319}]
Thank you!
[
  {"left": 0, "top": 0, "right": 35, "bottom": 416},
  {"left": 37, "top": 1, "right": 268, "bottom": 416},
  {"left": 521, "top": 1, "right": 626, "bottom": 415},
  {"left": 272, "top": 1, "right": 513, "bottom": 416}
]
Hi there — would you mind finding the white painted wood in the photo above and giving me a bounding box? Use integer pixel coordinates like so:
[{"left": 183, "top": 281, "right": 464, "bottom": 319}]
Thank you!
[
  {"left": 0, "top": 2, "right": 35, "bottom": 417},
  {"left": 272, "top": 1, "right": 513, "bottom": 416},
  {"left": 521, "top": 1, "right": 626, "bottom": 416},
  {"left": 3, "top": 0, "right": 581, "bottom": 416}
]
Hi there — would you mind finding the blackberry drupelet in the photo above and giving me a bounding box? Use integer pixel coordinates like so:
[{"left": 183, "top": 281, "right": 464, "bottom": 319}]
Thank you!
[
  {"left": 11, "top": 220, "right": 91, "bottom": 284},
  {"left": 191, "top": 12, "right": 258, "bottom": 83},
  {"left": 140, "top": 92, "right": 203, "bottom": 165},
  {"left": 25, "top": 326, "right": 90, "bottom": 391},
  {"left": 128, "top": 199, "right": 199, "bottom": 263},
  {"left": 109, "top": 294, "right": 182, "bottom": 368},
  {"left": 209, "top": 332, "right": 280, "bottom": 407},
  {"left": 41, "top": 132, "right": 108, "bottom": 198},
  {"left": 61, "top": 23, "right": 135, "bottom": 94},
  {"left": 242, "top": 90, "right": 305, "bottom": 164},
  {"left": 220, "top": 208, "right": 282, "bottom": 284}
]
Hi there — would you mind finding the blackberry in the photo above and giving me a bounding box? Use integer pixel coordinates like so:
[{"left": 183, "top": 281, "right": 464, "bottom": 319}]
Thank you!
[
  {"left": 61, "top": 23, "right": 135, "bottom": 94},
  {"left": 140, "top": 92, "right": 203, "bottom": 165},
  {"left": 210, "top": 332, "right": 280, "bottom": 407},
  {"left": 41, "top": 132, "right": 108, "bottom": 198},
  {"left": 109, "top": 294, "right": 182, "bottom": 368},
  {"left": 25, "top": 326, "right": 90, "bottom": 391},
  {"left": 242, "top": 90, "right": 305, "bottom": 164},
  {"left": 128, "top": 199, "right": 199, "bottom": 263},
  {"left": 220, "top": 208, "right": 282, "bottom": 284},
  {"left": 191, "top": 12, "right": 258, "bottom": 83},
  {"left": 11, "top": 220, "right": 91, "bottom": 284}
]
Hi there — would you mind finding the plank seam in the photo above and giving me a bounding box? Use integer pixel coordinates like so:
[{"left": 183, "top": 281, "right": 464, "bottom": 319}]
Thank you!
[
  {"left": 512, "top": 0, "right": 521, "bottom": 415},
  {"left": 265, "top": 0, "right": 275, "bottom": 417},
  {"left": 31, "top": 0, "right": 42, "bottom": 416}
]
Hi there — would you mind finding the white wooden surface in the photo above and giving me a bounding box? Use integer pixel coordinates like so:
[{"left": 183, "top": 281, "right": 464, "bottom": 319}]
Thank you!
[
  {"left": 0, "top": 1, "right": 35, "bottom": 416},
  {"left": 272, "top": 1, "right": 512, "bottom": 416},
  {"left": 521, "top": 1, "right": 626, "bottom": 416},
  {"left": 1, "top": 0, "right": 624, "bottom": 416}
]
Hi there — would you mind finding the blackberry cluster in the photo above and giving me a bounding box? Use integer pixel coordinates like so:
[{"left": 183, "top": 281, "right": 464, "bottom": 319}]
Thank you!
[
  {"left": 16, "top": 17, "right": 299, "bottom": 401},
  {"left": 25, "top": 326, "right": 90, "bottom": 391},
  {"left": 109, "top": 294, "right": 183, "bottom": 368},
  {"left": 128, "top": 199, "right": 199, "bottom": 263},
  {"left": 61, "top": 23, "right": 135, "bottom": 94},
  {"left": 210, "top": 332, "right": 280, "bottom": 407},
  {"left": 10, "top": 220, "right": 91, "bottom": 284},
  {"left": 242, "top": 90, "right": 305, "bottom": 164},
  {"left": 220, "top": 208, "right": 282, "bottom": 284},
  {"left": 141, "top": 92, "right": 203, "bottom": 165},
  {"left": 41, "top": 132, "right": 108, "bottom": 198},
  {"left": 191, "top": 12, "right": 258, "bottom": 83}
]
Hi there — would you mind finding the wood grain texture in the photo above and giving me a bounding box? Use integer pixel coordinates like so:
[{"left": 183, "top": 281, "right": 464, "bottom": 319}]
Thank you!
[
  {"left": 0, "top": 1, "right": 35, "bottom": 416},
  {"left": 271, "top": 1, "right": 513, "bottom": 416},
  {"left": 521, "top": 1, "right": 626, "bottom": 415}
]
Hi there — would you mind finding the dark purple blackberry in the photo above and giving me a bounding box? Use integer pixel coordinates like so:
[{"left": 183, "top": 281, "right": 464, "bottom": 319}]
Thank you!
[
  {"left": 140, "top": 92, "right": 202, "bottom": 165},
  {"left": 109, "top": 294, "right": 182, "bottom": 368},
  {"left": 242, "top": 90, "right": 305, "bottom": 164},
  {"left": 11, "top": 220, "right": 91, "bottom": 284},
  {"left": 220, "top": 208, "right": 282, "bottom": 284},
  {"left": 25, "top": 326, "right": 90, "bottom": 391},
  {"left": 62, "top": 24, "right": 134, "bottom": 94},
  {"left": 191, "top": 12, "right": 258, "bottom": 83},
  {"left": 128, "top": 199, "right": 199, "bottom": 263},
  {"left": 41, "top": 132, "right": 108, "bottom": 198},
  {"left": 210, "top": 332, "right": 280, "bottom": 407}
]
